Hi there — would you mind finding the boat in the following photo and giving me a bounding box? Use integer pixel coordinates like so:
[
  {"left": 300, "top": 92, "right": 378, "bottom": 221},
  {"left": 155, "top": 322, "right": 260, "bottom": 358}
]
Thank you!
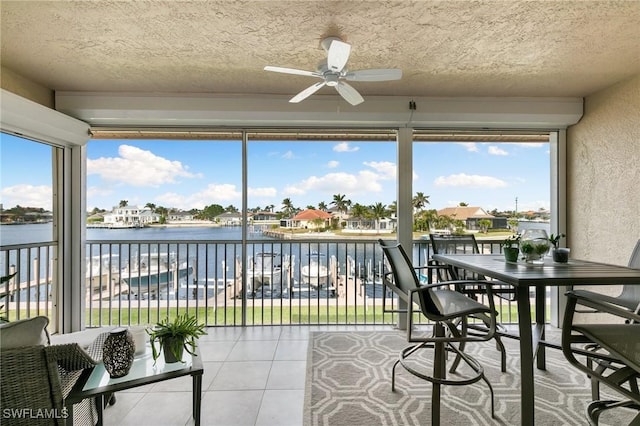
[
  {"left": 120, "top": 252, "right": 193, "bottom": 299},
  {"left": 85, "top": 254, "right": 129, "bottom": 301},
  {"left": 301, "top": 252, "right": 332, "bottom": 289},
  {"left": 247, "top": 252, "right": 284, "bottom": 294}
]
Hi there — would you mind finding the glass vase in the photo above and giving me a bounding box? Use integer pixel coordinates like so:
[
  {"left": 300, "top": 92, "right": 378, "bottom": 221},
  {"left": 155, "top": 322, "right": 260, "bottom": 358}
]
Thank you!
[
  {"left": 102, "top": 327, "right": 135, "bottom": 378},
  {"left": 519, "top": 229, "right": 550, "bottom": 264}
]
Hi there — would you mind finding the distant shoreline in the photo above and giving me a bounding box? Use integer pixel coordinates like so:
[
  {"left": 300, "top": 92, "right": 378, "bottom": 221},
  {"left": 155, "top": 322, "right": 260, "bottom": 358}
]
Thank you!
[{"left": 147, "top": 222, "right": 221, "bottom": 228}]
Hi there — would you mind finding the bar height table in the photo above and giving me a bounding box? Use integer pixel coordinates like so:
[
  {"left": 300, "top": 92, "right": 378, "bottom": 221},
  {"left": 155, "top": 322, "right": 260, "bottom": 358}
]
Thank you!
[{"left": 431, "top": 254, "right": 640, "bottom": 426}]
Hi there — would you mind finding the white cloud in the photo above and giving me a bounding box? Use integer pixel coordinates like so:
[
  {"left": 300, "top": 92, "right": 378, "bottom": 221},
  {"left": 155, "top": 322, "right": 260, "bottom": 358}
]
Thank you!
[
  {"left": 457, "top": 143, "right": 479, "bottom": 152},
  {"left": 0, "top": 184, "right": 52, "bottom": 210},
  {"left": 282, "top": 185, "right": 306, "bottom": 196},
  {"left": 488, "top": 145, "right": 509, "bottom": 156},
  {"left": 327, "top": 160, "right": 339, "bottom": 168},
  {"left": 514, "top": 143, "right": 546, "bottom": 148},
  {"left": 363, "top": 161, "right": 396, "bottom": 180},
  {"left": 87, "top": 145, "right": 200, "bottom": 187},
  {"left": 283, "top": 170, "right": 384, "bottom": 198},
  {"left": 249, "top": 187, "right": 278, "bottom": 198},
  {"left": 333, "top": 142, "right": 359, "bottom": 152},
  {"left": 282, "top": 150, "right": 295, "bottom": 159},
  {"left": 434, "top": 173, "right": 507, "bottom": 188},
  {"left": 154, "top": 192, "right": 187, "bottom": 208},
  {"left": 156, "top": 183, "right": 241, "bottom": 209},
  {"left": 86, "top": 186, "right": 114, "bottom": 199}
]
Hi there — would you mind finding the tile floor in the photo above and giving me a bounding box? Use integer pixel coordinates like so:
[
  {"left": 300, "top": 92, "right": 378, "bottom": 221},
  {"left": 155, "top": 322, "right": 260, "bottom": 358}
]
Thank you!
[{"left": 102, "top": 325, "right": 389, "bottom": 426}]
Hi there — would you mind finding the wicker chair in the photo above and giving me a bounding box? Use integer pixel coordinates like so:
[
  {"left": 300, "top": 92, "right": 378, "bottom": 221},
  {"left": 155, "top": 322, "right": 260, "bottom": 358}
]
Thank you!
[{"left": 0, "top": 342, "right": 100, "bottom": 426}]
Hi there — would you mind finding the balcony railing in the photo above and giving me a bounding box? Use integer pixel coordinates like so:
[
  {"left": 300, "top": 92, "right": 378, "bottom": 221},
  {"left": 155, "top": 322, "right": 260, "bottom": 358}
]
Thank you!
[
  {"left": 0, "top": 241, "right": 56, "bottom": 321},
  {"left": 1, "top": 237, "right": 527, "bottom": 328}
]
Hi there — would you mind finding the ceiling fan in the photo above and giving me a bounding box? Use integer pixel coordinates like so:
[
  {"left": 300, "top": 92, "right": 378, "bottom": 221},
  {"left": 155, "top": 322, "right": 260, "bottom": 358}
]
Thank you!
[{"left": 264, "top": 37, "right": 402, "bottom": 106}]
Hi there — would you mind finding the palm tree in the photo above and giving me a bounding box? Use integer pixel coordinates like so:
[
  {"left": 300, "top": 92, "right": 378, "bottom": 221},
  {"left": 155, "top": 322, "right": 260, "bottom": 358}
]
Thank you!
[
  {"left": 118, "top": 200, "right": 128, "bottom": 208},
  {"left": 412, "top": 192, "right": 430, "bottom": 213},
  {"left": 370, "top": 202, "right": 387, "bottom": 234},
  {"left": 318, "top": 201, "right": 328, "bottom": 211},
  {"left": 281, "top": 198, "right": 295, "bottom": 217},
  {"left": 388, "top": 201, "right": 397, "bottom": 216},
  {"left": 145, "top": 202, "right": 156, "bottom": 212},
  {"left": 311, "top": 217, "right": 325, "bottom": 231},
  {"left": 349, "top": 203, "right": 369, "bottom": 230},
  {"left": 331, "top": 194, "right": 351, "bottom": 215},
  {"left": 478, "top": 218, "right": 491, "bottom": 233}
]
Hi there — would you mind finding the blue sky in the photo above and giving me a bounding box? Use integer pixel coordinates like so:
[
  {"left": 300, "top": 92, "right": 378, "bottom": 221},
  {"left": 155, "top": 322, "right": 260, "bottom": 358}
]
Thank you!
[{"left": 1, "top": 133, "right": 550, "bottom": 213}]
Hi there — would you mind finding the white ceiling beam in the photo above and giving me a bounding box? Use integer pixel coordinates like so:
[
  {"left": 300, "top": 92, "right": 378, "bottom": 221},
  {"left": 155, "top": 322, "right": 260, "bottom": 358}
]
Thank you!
[
  {"left": 1, "top": 89, "right": 90, "bottom": 146},
  {"left": 55, "top": 92, "right": 583, "bottom": 129}
]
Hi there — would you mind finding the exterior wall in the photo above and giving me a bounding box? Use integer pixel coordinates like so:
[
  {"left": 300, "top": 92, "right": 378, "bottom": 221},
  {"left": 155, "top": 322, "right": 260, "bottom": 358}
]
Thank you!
[
  {"left": 566, "top": 74, "right": 640, "bottom": 265},
  {"left": 0, "top": 66, "right": 54, "bottom": 108}
]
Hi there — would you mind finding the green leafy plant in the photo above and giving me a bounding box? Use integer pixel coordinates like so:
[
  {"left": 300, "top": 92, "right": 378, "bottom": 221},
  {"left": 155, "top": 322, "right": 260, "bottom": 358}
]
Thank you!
[
  {"left": 147, "top": 314, "right": 207, "bottom": 363},
  {"left": 502, "top": 234, "right": 521, "bottom": 248},
  {"left": 520, "top": 241, "right": 549, "bottom": 256},
  {"left": 502, "top": 235, "right": 521, "bottom": 262},
  {"left": 548, "top": 233, "right": 566, "bottom": 249}
]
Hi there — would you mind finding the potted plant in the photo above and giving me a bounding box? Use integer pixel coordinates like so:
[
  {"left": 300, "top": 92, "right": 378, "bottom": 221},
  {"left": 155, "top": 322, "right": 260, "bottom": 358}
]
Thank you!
[
  {"left": 502, "top": 234, "right": 521, "bottom": 262},
  {"left": 147, "top": 314, "right": 207, "bottom": 364},
  {"left": 548, "top": 233, "right": 569, "bottom": 263}
]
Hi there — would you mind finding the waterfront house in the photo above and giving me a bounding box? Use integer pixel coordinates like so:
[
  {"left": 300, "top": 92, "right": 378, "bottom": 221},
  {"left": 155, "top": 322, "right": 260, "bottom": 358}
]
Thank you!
[
  {"left": 344, "top": 215, "right": 394, "bottom": 233},
  {"left": 103, "top": 205, "right": 159, "bottom": 227},
  {"left": 215, "top": 211, "right": 243, "bottom": 226},
  {"left": 251, "top": 211, "right": 278, "bottom": 222},
  {"left": 166, "top": 211, "right": 195, "bottom": 222},
  {"left": 289, "top": 209, "right": 333, "bottom": 230},
  {"left": 437, "top": 206, "right": 506, "bottom": 231}
]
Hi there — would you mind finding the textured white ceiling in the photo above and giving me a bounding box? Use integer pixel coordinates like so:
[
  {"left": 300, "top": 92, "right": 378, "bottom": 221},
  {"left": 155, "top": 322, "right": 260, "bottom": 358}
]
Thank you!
[{"left": 2, "top": 1, "right": 639, "bottom": 99}]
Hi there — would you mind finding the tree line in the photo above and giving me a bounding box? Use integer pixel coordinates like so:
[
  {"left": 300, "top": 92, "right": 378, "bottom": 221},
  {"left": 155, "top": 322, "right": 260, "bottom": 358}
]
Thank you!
[{"left": 87, "top": 192, "right": 537, "bottom": 231}]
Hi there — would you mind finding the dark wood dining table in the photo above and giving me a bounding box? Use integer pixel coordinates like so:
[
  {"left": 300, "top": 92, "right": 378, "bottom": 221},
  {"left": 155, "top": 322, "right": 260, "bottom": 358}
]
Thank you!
[{"left": 431, "top": 253, "right": 640, "bottom": 426}]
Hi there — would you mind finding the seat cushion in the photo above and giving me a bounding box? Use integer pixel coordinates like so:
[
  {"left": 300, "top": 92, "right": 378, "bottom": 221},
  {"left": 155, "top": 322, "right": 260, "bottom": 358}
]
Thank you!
[{"left": 0, "top": 316, "right": 50, "bottom": 348}]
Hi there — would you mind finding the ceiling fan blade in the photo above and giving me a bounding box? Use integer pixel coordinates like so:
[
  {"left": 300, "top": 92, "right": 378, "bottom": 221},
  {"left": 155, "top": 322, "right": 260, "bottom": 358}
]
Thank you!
[
  {"left": 344, "top": 68, "right": 403, "bottom": 82},
  {"left": 289, "top": 82, "right": 326, "bottom": 103},
  {"left": 327, "top": 40, "right": 351, "bottom": 73},
  {"left": 335, "top": 82, "right": 364, "bottom": 106},
  {"left": 264, "top": 66, "right": 320, "bottom": 78}
]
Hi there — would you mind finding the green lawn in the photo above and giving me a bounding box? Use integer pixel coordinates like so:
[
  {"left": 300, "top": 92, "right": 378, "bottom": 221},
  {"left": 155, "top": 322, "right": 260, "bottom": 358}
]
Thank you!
[
  {"left": 4, "top": 302, "right": 544, "bottom": 328},
  {"left": 82, "top": 303, "right": 539, "bottom": 327}
]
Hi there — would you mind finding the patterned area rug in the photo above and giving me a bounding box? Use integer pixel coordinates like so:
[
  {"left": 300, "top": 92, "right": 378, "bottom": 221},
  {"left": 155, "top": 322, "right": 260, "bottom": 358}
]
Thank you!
[{"left": 304, "top": 331, "right": 637, "bottom": 426}]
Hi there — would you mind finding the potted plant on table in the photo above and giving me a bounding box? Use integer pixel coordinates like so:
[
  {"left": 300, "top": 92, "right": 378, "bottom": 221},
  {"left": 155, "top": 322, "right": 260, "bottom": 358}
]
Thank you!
[
  {"left": 548, "top": 233, "right": 569, "bottom": 263},
  {"left": 502, "top": 234, "right": 521, "bottom": 262},
  {"left": 147, "top": 314, "right": 207, "bottom": 364}
]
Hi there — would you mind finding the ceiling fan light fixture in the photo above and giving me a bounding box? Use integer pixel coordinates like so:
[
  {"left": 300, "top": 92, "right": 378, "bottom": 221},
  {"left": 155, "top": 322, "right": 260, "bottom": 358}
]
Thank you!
[{"left": 325, "top": 74, "right": 339, "bottom": 87}]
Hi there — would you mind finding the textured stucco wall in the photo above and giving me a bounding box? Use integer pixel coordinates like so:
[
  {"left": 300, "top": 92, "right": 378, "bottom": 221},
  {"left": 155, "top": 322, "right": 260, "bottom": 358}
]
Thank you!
[
  {"left": 0, "top": 66, "right": 54, "bottom": 108},
  {"left": 567, "top": 74, "right": 640, "bottom": 265}
]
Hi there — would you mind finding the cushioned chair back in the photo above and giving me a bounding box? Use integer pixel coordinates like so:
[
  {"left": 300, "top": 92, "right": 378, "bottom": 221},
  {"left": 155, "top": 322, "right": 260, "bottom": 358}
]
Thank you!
[
  {"left": 619, "top": 239, "right": 640, "bottom": 309},
  {"left": 0, "top": 345, "right": 63, "bottom": 426},
  {"left": 379, "top": 239, "right": 442, "bottom": 317}
]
